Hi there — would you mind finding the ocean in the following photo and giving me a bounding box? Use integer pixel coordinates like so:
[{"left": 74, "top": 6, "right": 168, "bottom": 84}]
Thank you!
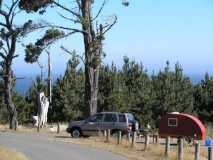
[{"left": 15, "top": 74, "right": 204, "bottom": 96}]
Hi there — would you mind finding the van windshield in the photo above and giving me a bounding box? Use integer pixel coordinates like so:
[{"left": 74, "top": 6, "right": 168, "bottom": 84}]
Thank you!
[{"left": 127, "top": 113, "right": 135, "bottom": 123}]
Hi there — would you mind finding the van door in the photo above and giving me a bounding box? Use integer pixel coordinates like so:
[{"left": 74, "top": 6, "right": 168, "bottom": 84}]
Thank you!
[
  {"left": 82, "top": 114, "right": 103, "bottom": 136},
  {"left": 102, "top": 113, "right": 118, "bottom": 131}
]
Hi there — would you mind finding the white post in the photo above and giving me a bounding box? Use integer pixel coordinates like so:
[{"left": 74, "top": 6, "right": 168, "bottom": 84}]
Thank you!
[
  {"left": 178, "top": 137, "right": 184, "bottom": 160},
  {"left": 194, "top": 142, "right": 200, "bottom": 160},
  {"left": 106, "top": 129, "right": 110, "bottom": 142},
  {"left": 165, "top": 136, "right": 170, "bottom": 157},
  {"left": 57, "top": 122, "right": 60, "bottom": 134},
  {"left": 117, "top": 131, "right": 122, "bottom": 145},
  {"left": 144, "top": 133, "right": 150, "bottom": 150},
  {"left": 131, "top": 131, "right": 136, "bottom": 147}
]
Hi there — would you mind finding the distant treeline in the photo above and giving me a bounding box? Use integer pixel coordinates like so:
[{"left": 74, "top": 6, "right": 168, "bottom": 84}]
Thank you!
[{"left": 0, "top": 55, "right": 212, "bottom": 128}]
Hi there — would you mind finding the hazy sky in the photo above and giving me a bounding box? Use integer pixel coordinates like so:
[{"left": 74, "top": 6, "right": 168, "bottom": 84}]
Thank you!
[{"left": 13, "top": 0, "right": 213, "bottom": 78}]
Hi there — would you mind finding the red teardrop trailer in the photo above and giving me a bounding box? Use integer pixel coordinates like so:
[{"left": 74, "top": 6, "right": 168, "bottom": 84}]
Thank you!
[{"left": 159, "top": 112, "right": 206, "bottom": 140}]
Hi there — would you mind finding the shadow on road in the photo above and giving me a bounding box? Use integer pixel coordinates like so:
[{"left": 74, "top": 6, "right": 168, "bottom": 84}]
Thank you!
[{"left": 55, "top": 135, "right": 71, "bottom": 139}]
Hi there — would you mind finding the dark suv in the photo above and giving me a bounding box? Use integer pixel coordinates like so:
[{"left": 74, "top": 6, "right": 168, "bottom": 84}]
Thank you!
[{"left": 66, "top": 112, "right": 138, "bottom": 138}]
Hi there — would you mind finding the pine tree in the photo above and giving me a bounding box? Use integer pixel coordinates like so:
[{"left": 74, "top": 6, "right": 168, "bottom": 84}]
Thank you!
[
  {"left": 194, "top": 73, "right": 213, "bottom": 122},
  {"left": 152, "top": 62, "right": 194, "bottom": 127},
  {"left": 49, "top": 53, "right": 85, "bottom": 122}
]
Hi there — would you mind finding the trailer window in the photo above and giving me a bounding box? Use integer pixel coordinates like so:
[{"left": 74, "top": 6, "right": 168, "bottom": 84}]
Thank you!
[{"left": 168, "top": 118, "right": 178, "bottom": 127}]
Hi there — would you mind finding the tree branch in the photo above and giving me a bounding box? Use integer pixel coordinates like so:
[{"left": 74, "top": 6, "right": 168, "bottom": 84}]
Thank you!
[
  {"left": 76, "top": 0, "right": 81, "bottom": 13},
  {"left": 0, "top": 9, "right": 7, "bottom": 17},
  {"left": 102, "top": 15, "right": 117, "bottom": 35},
  {"left": 10, "top": 8, "right": 22, "bottom": 25},
  {"left": 18, "top": 23, "right": 49, "bottom": 37},
  {"left": 57, "top": 12, "right": 80, "bottom": 24},
  {"left": 0, "top": 45, "right": 8, "bottom": 55},
  {"left": 0, "top": 0, "right": 2, "bottom": 9},
  {"left": 6, "top": 38, "right": 10, "bottom": 52},
  {"left": 0, "top": 22, "right": 6, "bottom": 27},
  {"left": 61, "top": 45, "right": 85, "bottom": 64},
  {"left": 92, "top": 0, "right": 106, "bottom": 21},
  {"left": 52, "top": 1, "right": 81, "bottom": 18},
  {"left": 0, "top": 52, "right": 6, "bottom": 59},
  {"left": 48, "top": 24, "right": 86, "bottom": 34},
  {"left": 8, "top": 0, "right": 19, "bottom": 17},
  {"left": 12, "top": 54, "right": 19, "bottom": 59}
]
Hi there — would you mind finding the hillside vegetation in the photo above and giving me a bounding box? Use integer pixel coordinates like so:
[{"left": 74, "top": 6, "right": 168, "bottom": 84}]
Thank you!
[{"left": 1, "top": 58, "right": 213, "bottom": 128}]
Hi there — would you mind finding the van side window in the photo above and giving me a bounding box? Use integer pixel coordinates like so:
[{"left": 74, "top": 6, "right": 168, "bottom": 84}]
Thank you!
[
  {"left": 104, "top": 114, "right": 117, "bottom": 122},
  {"left": 119, "top": 114, "right": 126, "bottom": 122},
  {"left": 89, "top": 114, "right": 103, "bottom": 122}
]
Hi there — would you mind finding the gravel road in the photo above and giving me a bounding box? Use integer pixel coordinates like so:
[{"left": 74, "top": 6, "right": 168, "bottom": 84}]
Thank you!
[{"left": 0, "top": 132, "right": 127, "bottom": 160}]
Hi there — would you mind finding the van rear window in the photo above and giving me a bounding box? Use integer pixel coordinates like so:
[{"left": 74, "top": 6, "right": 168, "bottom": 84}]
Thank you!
[{"left": 119, "top": 114, "right": 126, "bottom": 122}]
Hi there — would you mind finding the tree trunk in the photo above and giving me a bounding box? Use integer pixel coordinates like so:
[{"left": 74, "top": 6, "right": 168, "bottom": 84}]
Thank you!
[
  {"left": 82, "top": 0, "right": 101, "bottom": 116},
  {"left": 85, "top": 65, "right": 99, "bottom": 116},
  {"left": 84, "top": 43, "right": 100, "bottom": 116},
  {"left": 3, "top": 64, "right": 17, "bottom": 130}
]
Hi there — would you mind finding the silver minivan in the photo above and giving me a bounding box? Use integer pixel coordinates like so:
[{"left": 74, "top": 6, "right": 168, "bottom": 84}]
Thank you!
[{"left": 66, "top": 112, "right": 138, "bottom": 138}]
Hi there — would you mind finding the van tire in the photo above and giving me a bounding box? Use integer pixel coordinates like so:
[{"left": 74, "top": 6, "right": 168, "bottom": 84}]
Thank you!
[{"left": 71, "top": 128, "right": 81, "bottom": 138}]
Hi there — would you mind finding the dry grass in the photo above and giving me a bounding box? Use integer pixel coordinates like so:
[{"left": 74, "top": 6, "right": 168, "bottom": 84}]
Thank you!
[
  {"left": 0, "top": 146, "right": 28, "bottom": 160},
  {"left": 52, "top": 134, "right": 209, "bottom": 160},
  {"left": 0, "top": 124, "right": 63, "bottom": 134},
  {"left": 0, "top": 124, "right": 43, "bottom": 134}
]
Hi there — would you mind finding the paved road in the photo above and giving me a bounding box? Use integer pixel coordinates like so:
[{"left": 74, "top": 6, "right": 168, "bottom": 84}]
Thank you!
[{"left": 0, "top": 132, "right": 127, "bottom": 160}]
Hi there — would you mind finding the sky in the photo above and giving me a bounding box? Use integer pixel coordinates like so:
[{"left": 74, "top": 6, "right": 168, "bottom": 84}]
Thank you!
[{"left": 11, "top": 0, "right": 213, "bottom": 79}]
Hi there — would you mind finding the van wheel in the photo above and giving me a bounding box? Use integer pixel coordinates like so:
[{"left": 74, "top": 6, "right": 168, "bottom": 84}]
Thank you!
[{"left": 71, "top": 128, "right": 81, "bottom": 138}]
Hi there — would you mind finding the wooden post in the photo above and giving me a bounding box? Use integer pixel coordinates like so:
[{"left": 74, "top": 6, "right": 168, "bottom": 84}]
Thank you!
[
  {"left": 156, "top": 134, "right": 159, "bottom": 143},
  {"left": 144, "top": 133, "right": 150, "bottom": 150},
  {"left": 106, "top": 129, "right": 110, "bottom": 142},
  {"left": 37, "top": 124, "right": 40, "bottom": 132},
  {"left": 152, "top": 134, "right": 155, "bottom": 143},
  {"left": 57, "top": 122, "right": 60, "bottom": 134},
  {"left": 131, "top": 131, "right": 136, "bottom": 147},
  {"left": 194, "top": 142, "right": 200, "bottom": 160},
  {"left": 98, "top": 129, "right": 102, "bottom": 137},
  {"left": 117, "top": 131, "right": 122, "bottom": 145},
  {"left": 208, "top": 147, "right": 213, "bottom": 160},
  {"left": 127, "top": 132, "right": 131, "bottom": 142},
  {"left": 165, "top": 136, "right": 170, "bottom": 157},
  {"left": 178, "top": 137, "right": 184, "bottom": 160},
  {"left": 104, "top": 130, "right": 107, "bottom": 137},
  {"left": 15, "top": 121, "right": 18, "bottom": 131}
]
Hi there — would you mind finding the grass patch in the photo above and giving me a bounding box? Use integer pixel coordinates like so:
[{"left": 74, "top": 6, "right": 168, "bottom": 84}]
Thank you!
[{"left": 0, "top": 146, "right": 28, "bottom": 160}]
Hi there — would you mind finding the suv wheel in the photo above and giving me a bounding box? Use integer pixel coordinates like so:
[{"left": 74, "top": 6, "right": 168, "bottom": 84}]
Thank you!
[{"left": 71, "top": 128, "right": 81, "bottom": 138}]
